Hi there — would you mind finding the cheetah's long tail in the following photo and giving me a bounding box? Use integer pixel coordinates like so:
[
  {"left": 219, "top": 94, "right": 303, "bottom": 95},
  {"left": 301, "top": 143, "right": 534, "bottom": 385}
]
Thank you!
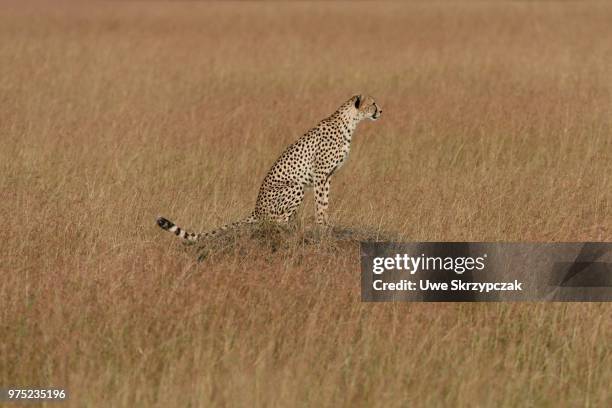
[{"left": 156, "top": 215, "right": 258, "bottom": 242}]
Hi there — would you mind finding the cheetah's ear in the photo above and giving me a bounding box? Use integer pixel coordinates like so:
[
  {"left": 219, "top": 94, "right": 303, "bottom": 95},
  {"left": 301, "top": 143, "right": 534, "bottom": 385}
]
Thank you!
[{"left": 354, "top": 95, "right": 362, "bottom": 109}]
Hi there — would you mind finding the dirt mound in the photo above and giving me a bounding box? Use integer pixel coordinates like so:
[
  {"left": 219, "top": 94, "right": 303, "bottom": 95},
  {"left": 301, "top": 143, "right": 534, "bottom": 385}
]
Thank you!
[{"left": 190, "top": 222, "right": 399, "bottom": 262}]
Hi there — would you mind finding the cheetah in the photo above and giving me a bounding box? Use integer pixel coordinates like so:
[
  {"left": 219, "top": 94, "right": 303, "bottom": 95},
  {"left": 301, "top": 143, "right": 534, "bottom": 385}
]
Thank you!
[{"left": 156, "top": 94, "right": 382, "bottom": 242}]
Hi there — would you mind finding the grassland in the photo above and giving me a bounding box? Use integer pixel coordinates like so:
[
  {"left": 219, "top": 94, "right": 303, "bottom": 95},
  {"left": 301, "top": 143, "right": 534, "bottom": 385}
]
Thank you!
[{"left": 0, "top": 2, "right": 610, "bottom": 407}]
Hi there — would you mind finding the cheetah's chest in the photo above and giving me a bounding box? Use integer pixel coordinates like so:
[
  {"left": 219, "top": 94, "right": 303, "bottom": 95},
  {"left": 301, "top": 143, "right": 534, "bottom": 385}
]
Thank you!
[{"left": 336, "top": 146, "right": 351, "bottom": 169}]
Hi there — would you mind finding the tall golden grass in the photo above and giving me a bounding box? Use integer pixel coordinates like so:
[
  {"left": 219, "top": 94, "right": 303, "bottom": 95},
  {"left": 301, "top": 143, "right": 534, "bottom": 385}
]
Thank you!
[{"left": 1, "top": 2, "right": 610, "bottom": 407}]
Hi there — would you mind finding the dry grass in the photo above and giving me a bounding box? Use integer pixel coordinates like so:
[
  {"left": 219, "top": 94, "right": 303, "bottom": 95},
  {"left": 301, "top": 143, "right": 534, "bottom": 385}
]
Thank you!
[{"left": 1, "top": 2, "right": 611, "bottom": 407}]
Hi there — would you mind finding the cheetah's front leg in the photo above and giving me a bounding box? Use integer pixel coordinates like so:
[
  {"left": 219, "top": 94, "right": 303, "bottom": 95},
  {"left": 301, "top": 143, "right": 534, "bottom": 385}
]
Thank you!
[{"left": 314, "top": 177, "right": 331, "bottom": 225}]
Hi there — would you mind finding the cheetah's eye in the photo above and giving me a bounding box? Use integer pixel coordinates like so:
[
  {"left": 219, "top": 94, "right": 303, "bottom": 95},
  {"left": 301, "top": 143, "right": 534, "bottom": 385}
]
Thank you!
[{"left": 354, "top": 95, "right": 361, "bottom": 109}]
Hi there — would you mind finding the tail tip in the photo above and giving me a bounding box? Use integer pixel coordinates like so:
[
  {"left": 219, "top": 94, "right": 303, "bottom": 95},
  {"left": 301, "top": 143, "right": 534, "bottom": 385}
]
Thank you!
[{"left": 156, "top": 216, "right": 173, "bottom": 230}]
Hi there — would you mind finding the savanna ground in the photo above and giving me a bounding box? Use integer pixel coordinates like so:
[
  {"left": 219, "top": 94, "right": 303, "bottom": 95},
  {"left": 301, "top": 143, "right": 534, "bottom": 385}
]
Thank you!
[{"left": 1, "top": 2, "right": 611, "bottom": 407}]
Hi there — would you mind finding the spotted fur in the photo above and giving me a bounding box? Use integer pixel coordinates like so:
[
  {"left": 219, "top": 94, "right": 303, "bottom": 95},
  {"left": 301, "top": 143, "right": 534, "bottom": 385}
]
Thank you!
[{"left": 157, "top": 94, "right": 382, "bottom": 242}]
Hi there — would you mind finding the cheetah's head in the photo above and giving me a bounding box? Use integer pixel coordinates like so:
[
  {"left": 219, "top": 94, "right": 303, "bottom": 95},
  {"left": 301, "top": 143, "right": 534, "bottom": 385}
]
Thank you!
[{"left": 345, "top": 94, "right": 382, "bottom": 122}]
